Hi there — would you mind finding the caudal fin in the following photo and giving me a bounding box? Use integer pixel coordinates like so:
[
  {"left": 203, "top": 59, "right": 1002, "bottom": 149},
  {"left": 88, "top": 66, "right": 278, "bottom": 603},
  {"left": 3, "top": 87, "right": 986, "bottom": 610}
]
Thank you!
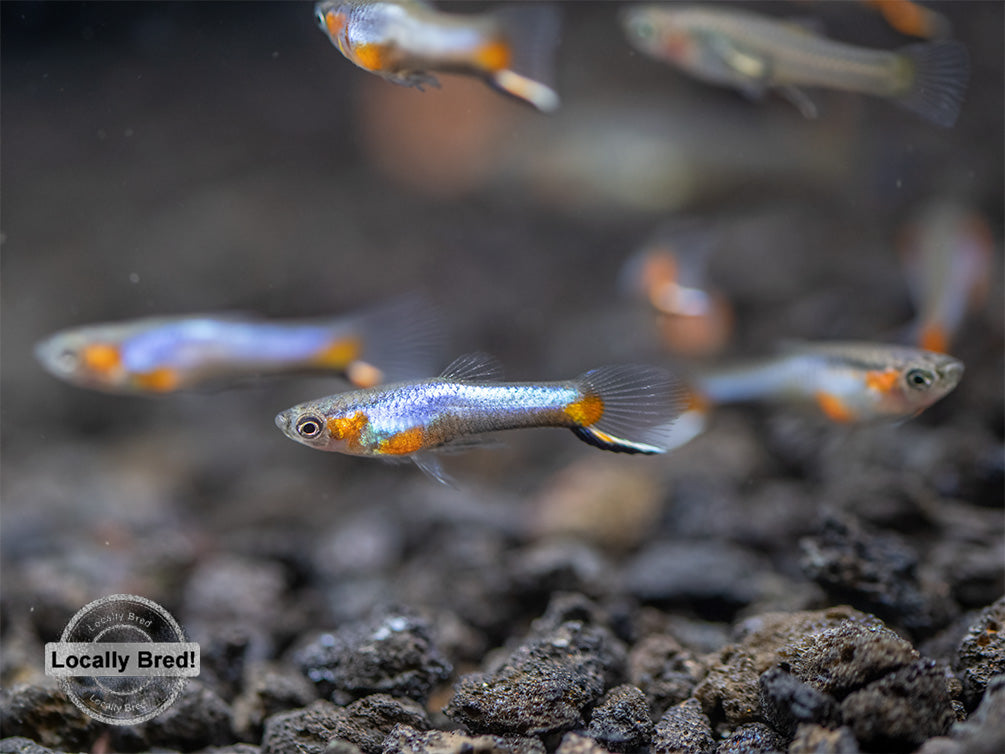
[
  {"left": 487, "top": 4, "right": 561, "bottom": 112},
  {"left": 897, "top": 40, "right": 970, "bottom": 127},
  {"left": 570, "top": 365, "right": 686, "bottom": 454}
]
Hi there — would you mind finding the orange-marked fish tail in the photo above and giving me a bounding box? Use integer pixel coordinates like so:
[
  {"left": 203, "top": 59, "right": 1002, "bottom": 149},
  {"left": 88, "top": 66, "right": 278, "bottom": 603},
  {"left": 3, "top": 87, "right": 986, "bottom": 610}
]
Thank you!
[
  {"left": 485, "top": 4, "right": 561, "bottom": 112},
  {"left": 568, "top": 365, "right": 687, "bottom": 454}
]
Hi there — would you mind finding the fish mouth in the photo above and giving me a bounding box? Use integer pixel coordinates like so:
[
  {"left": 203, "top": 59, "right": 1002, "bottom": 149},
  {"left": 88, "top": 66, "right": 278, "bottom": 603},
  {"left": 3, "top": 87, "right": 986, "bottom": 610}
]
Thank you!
[
  {"left": 940, "top": 359, "right": 965, "bottom": 386},
  {"left": 275, "top": 411, "right": 291, "bottom": 432}
]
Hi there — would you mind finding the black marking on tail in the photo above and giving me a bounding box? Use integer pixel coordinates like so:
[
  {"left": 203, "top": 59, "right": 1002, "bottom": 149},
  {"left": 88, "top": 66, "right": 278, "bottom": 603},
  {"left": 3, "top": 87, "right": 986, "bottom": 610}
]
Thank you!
[{"left": 571, "top": 427, "right": 660, "bottom": 455}]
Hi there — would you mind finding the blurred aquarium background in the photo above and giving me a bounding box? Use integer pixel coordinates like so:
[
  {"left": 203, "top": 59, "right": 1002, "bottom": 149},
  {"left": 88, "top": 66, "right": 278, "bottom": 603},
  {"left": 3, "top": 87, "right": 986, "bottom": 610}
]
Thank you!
[{"left": 1, "top": 0, "right": 1002, "bottom": 669}]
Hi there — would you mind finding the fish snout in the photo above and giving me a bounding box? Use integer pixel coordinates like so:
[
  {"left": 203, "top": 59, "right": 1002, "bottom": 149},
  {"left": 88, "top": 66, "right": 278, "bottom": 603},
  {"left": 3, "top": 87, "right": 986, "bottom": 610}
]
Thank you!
[
  {"left": 275, "top": 411, "right": 291, "bottom": 433},
  {"left": 940, "top": 359, "right": 965, "bottom": 386}
]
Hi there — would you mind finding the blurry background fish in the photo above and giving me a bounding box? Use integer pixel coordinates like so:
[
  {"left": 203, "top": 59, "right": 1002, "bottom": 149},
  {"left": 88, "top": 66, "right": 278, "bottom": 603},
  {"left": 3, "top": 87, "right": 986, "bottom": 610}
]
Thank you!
[
  {"left": 897, "top": 200, "right": 994, "bottom": 354},
  {"left": 34, "top": 297, "right": 444, "bottom": 394},
  {"left": 619, "top": 221, "right": 734, "bottom": 358},
  {"left": 622, "top": 4, "right": 969, "bottom": 126},
  {"left": 314, "top": 0, "right": 561, "bottom": 112}
]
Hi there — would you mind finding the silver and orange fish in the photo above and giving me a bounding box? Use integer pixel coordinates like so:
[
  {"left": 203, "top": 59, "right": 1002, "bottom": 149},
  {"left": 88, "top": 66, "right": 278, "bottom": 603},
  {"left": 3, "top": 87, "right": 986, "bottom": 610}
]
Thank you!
[
  {"left": 34, "top": 298, "right": 442, "bottom": 394},
  {"left": 621, "top": 4, "right": 969, "bottom": 126},
  {"left": 898, "top": 201, "right": 993, "bottom": 354},
  {"left": 314, "top": 0, "right": 560, "bottom": 112},
  {"left": 276, "top": 353, "right": 685, "bottom": 484},
  {"left": 692, "top": 341, "right": 963, "bottom": 423}
]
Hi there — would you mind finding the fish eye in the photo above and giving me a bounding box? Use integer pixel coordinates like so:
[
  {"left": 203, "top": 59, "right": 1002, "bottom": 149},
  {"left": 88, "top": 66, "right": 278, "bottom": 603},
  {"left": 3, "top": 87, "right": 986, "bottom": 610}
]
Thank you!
[
  {"left": 296, "top": 415, "right": 325, "bottom": 439},
  {"left": 315, "top": 8, "right": 327, "bottom": 29},
  {"left": 905, "top": 368, "right": 935, "bottom": 390}
]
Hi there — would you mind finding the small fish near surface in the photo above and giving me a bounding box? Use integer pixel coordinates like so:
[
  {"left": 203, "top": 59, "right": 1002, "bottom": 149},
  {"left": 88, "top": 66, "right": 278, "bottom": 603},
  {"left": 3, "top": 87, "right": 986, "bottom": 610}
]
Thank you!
[
  {"left": 314, "top": 0, "right": 561, "bottom": 112},
  {"left": 35, "top": 298, "right": 442, "bottom": 395},
  {"left": 621, "top": 4, "right": 970, "bottom": 127},
  {"left": 276, "top": 353, "right": 686, "bottom": 485},
  {"left": 692, "top": 341, "right": 964, "bottom": 423}
]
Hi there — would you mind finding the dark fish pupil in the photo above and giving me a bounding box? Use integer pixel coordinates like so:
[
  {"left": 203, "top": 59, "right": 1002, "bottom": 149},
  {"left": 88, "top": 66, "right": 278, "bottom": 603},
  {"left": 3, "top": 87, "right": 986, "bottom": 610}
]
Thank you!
[{"left": 297, "top": 417, "right": 322, "bottom": 437}]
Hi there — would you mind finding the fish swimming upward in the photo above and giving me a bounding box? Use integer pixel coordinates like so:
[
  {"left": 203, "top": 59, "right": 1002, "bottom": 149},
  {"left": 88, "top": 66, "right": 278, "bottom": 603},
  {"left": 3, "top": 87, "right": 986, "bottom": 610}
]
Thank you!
[
  {"left": 692, "top": 341, "right": 964, "bottom": 423},
  {"left": 276, "top": 353, "right": 685, "bottom": 484},
  {"left": 314, "top": 0, "right": 561, "bottom": 112},
  {"left": 621, "top": 4, "right": 970, "bottom": 127},
  {"left": 34, "top": 298, "right": 442, "bottom": 394},
  {"left": 899, "top": 201, "right": 993, "bottom": 354}
]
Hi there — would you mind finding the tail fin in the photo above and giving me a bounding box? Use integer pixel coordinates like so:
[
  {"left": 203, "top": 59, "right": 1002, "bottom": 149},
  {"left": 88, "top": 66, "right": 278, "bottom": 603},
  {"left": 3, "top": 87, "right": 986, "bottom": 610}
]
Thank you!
[
  {"left": 897, "top": 40, "right": 970, "bottom": 127},
  {"left": 570, "top": 365, "right": 687, "bottom": 454},
  {"left": 346, "top": 296, "right": 446, "bottom": 386},
  {"left": 487, "top": 4, "right": 561, "bottom": 112}
]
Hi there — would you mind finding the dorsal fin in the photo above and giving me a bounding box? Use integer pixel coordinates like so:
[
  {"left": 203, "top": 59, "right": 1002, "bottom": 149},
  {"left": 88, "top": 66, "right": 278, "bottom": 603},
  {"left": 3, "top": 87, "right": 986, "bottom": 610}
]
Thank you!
[{"left": 439, "top": 353, "right": 504, "bottom": 382}]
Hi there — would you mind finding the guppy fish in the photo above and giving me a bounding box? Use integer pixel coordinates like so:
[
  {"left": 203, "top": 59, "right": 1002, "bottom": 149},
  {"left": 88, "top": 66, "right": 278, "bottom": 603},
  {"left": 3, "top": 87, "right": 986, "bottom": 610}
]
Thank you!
[
  {"left": 276, "top": 353, "right": 685, "bottom": 484},
  {"left": 34, "top": 298, "right": 441, "bottom": 394},
  {"left": 899, "top": 201, "right": 993, "bottom": 354},
  {"left": 692, "top": 341, "right": 964, "bottom": 423},
  {"left": 621, "top": 5, "right": 969, "bottom": 127},
  {"left": 314, "top": 0, "right": 560, "bottom": 112}
]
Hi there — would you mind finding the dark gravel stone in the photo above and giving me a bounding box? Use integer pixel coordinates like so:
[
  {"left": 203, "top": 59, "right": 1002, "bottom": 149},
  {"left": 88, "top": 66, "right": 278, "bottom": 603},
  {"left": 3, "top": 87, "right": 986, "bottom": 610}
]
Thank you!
[
  {"left": 232, "top": 661, "right": 319, "bottom": 741},
  {"left": 262, "top": 700, "right": 347, "bottom": 754},
  {"left": 331, "top": 695, "right": 430, "bottom": 754},
  {"left": 0, "top": 681, "right": 102, "bottom": 751},
  {"left": 627, "top": 635, "right": 706, "bottom": 717},
  {"left": 622, "top": 541, "right": 768, "bottom": 614},
  {"left": 116, "top": 679, "right": 234, "bottom": 752},
  {"left": 799, "top": 516, "right": 955, "bottom": 636},
  {"left": 0, "top": 738, "right": 56, "bottom": 754},
  {"left": 382, "top": 723, "right": 546, "bottom": 754},
  {"left": 198, "top": 746, "right": 262, "bottom": 754},
  {"left": 264, "top": 695, "right": 427, "bottom": 754},
  {"left": 291, "top": 606, "right": 451, "bottom": 703},
  {"left": 444, "top": 618, "right": 622, "bottom": 735},
  {"left": 586, "top": 684, "right": 653, "bottom": 752},
  {"left": 783, "top": 619, "right": 919, "bottom": 698},
  {"left": 695, "top": 607, "right": 866, "bottom": 726},
  {"left": 839, "top": 660, "right": 956, "bottom": 750},
  {"left": 651, "top": 698, "right": 715, "bottom": 754},
  {"left": 715, "top": 722, "right": 785, "bottom": 753},
  {"left": 758, "top": 665, "right": 840, "bottom": 738},
  {"left": 953, "top": 596, "right": 1005, "bottom": 709},
  {"left": 787, "top": 724, "right": 860, "bottom": 754},
  {"left": 555, "top": 732, "right": 614, "bottom": 754},
  {"left": 945, "top": 673, "right": 1005, "bottom": 753}
]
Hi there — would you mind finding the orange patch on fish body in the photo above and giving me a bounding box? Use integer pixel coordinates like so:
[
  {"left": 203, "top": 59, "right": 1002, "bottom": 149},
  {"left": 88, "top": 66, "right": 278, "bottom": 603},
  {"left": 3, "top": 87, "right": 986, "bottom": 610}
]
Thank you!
[
  {"left": 815, "top": 391, "right": 856, "bottom": 423},
  {"left": 378, "top": 426, "right": 428, "bottom": 455},
  {"left": 475, "top": 39, "right": 511, "bottom": 73},
  {"left": 865, "top": 368, "right": 901, "bottom": 394},
  {"left": 354, "top": 43, "right": 389, "bottom": 72},
  {"left": 82, "top": 343, "right": 122, "bottom": 372},
  {"left": 324, "top": 10, "right": 347, "bottom": 40},
  {"left": 313, "top": 337, "right": 362, "bottom": 370},
  {"left": 133, "top": 367, "right": 180, "bottom": 393},
  {"left": 327, "top": 411, "right": 369, "bottom": 452},
  {"left": 564, "top": 393, "right": 605, "bottom": 427}
]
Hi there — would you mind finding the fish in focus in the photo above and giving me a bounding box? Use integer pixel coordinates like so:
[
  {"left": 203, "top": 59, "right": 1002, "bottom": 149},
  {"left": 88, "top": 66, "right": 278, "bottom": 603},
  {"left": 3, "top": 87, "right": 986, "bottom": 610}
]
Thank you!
[
  {"left": 276, "top": 353, "right": 685, "bottom": 484},
  {"left": 621, "top": 4, "right": 969, "bottom": 127},
  {"left": 898, "top": 201, "right": 993, "bottom": 354},
  {"left": 314, "top": 0, "right": 560, "bottom": 112},
  {"left": 35, "top": 298, "right": 443, "bottom": 394},
  {"left": 692, "top": 341, "right": 964, "bottom": 422}
]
